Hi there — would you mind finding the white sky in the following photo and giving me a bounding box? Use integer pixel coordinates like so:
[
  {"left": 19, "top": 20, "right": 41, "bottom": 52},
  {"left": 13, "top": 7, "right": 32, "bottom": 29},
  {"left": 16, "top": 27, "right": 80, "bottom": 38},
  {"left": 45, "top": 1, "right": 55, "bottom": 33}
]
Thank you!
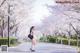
[{"left": 30, "top": 0, "right": 57, "bottom": 25}]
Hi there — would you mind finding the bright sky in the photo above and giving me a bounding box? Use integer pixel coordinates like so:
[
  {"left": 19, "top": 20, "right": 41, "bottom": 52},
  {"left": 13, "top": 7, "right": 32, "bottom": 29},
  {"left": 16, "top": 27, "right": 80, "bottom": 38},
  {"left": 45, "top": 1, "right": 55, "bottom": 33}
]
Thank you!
[{"left": 30, "top": 0, "right": 57, "bottom": 25}]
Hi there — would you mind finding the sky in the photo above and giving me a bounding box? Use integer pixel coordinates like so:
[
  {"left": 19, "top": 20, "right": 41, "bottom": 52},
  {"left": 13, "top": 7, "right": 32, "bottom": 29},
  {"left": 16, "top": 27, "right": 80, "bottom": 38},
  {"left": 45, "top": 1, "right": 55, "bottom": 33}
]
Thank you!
[{"left": 29, "top": 0, "right": 57, "bottom": 25}]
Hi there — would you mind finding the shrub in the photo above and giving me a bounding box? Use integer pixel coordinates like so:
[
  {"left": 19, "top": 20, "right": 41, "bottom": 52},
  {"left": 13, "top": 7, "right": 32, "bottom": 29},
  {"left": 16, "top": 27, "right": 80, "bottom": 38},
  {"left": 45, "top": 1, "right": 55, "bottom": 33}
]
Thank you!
[
  {"left": 0, "top": 38, "right": 8, "bottom": 45},
  {"left": 62, "top": 39, "right": 68, "bottom": 45},
  {"left": 70, "top": 40, "right": 77, "bottom": 46},
  {"left": 0, "top": 38, "right": 18, "bottom": 46},
  {"left": 57, "top": 39, "right": 61, "bottom": 44},
  {"left": 40, "top": 36, "right": 47, "bottom": 42},
  {"left": 62, "top": 35, "right": 67, "bottom": 38},
  {"left": 47, "top": 36, "right": 57, "bottom": 43},
  {"left": 71, "top": 35, "right": 77, "bottom": 39},
  {"left": 78, "top": 41, "right": 80, "bottom": 46},
  {"left": 40, "top": 36, "right": 79, "bottom": 47},
  {"left": 10, "top": 38, "right": 18, "bottom": 44}
]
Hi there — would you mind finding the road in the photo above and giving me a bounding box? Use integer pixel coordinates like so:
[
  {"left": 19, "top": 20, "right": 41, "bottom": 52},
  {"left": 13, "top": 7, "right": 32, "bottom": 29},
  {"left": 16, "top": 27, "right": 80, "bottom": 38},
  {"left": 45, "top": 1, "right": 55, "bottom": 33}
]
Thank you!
[{"left": 0, "top": 42, "right": 78, "bottom": 53}]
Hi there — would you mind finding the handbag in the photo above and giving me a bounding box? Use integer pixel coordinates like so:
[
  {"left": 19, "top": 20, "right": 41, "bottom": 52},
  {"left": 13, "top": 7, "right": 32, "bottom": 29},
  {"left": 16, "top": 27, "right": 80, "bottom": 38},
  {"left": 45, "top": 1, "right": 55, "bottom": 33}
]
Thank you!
[{"left": 28, "top": 34, "right": 33, "bottom": 39}]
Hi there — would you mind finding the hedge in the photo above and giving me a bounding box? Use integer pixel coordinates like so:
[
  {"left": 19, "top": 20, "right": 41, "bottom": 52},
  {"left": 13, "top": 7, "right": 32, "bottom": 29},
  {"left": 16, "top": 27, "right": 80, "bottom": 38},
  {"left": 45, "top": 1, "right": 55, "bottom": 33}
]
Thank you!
[
  {"left": 57, "top": 38, "right": 68, "bottom": 45},
  {"left": 47, "top": 36, "right": 57, "bottom": 43},
  {"left": 62, "top": 39, "right": 68, "bottom": 45},
  {"left": 0, "top": 38, "right": 18, "bottom": 46},
  {"left": 40, "top": 36, "right": 79, "bottom": 46},
  {"left": 70, "top": 40, "right": 77, "bottom": 46},
  {"left": 40, "top": 36, "right": 47, "bottom": 42}
]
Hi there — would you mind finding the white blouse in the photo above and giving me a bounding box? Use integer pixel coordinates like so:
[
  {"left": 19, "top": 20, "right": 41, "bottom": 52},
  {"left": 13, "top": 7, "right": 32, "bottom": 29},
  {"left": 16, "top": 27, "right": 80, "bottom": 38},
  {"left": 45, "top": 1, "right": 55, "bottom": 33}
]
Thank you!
[{"left": 31, "top": 30, "right": 37, "bottom": 39}]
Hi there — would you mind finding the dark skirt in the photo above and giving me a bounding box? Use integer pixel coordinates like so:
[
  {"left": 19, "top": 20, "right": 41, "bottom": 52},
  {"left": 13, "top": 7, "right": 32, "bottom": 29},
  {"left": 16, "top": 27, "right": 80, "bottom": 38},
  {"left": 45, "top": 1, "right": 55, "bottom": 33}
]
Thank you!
[{"left": 28, "top": 34, "right": 33, "bottom": 40}]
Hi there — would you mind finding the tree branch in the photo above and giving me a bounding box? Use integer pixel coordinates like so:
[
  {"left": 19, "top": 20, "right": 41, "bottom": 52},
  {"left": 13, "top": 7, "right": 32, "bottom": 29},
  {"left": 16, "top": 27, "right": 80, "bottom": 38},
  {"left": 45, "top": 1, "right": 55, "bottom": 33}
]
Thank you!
[{"left": 0, "top": 0, "right": 6, "bottom": 7}]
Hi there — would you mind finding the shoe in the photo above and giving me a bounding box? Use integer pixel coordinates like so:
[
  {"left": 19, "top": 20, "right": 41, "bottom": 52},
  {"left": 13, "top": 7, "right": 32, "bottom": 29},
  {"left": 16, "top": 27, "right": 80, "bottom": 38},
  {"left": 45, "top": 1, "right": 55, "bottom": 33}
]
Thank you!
[{"left": 30, "top": 48, "right": 35, "bottom": 52}]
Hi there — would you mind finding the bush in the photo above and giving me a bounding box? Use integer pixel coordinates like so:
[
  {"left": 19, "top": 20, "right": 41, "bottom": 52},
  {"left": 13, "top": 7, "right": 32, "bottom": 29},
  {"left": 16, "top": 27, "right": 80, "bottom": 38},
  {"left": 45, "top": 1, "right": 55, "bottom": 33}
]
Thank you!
[
  {"left": 40, "top": 36, "right": 57, "bottom": 43},
  {"left": 0, "top": 38, "right": 8, "bottom": 45},
  {"left": 62, "top": 35, "right": 67, "bottom": 38},
  {"left": 57, "top": 39, "right": 61, "bottom": 44},
  {"left": 78, "top": 41, "right": 80, "bottom": 46},
  {"left": 57, "top": 38, "right": 68, "bottom": 44},
  {"left": 40, "top": 36, "right": 79, "bottom": 46},
  {"left": 10, "top": 38, "right": 18, "bottom": 44},
  {"left": 40, "top": 36, "right": 47, "bottom": 42},
  {"left": 47, "top": 36, "right": 57, "bottom": 43},
  {"left": 62, "top": 39, "right": 68, "bottom": 45},
  {"left": 71, "top": 35, "right": 77, "bottom": 39},
  {"left": 0, "top": 38, "right": 18, "bottom": 46},
  {"left": 70, "top": 40, "right": 77, "bottom": 46},
  {"left": 57, "top": 38, "right": 77, "bottom": 45}
]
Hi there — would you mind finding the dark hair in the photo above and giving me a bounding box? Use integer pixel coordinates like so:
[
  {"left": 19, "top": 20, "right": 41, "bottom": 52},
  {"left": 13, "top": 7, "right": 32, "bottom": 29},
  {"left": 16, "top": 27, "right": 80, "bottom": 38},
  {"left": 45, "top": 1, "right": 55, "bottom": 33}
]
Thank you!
[{"left": 30, "top": 26, "right": 34, "bottom": 34}]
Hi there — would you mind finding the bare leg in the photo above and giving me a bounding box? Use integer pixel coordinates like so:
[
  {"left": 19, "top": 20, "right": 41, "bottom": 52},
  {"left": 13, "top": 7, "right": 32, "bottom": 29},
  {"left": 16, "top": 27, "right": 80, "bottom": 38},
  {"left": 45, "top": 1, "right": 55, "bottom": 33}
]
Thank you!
[
  {"left": 32, "top": 38, "right": 36, "bottom": 49},
  {"left": 30, "top": 38, "right": 37, "bottom": 52}
]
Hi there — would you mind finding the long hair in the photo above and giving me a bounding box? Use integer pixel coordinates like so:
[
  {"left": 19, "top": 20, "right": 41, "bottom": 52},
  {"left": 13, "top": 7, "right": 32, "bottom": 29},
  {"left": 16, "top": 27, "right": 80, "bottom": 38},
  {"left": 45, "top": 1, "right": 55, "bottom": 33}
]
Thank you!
[{"left": 30, "top": 26, "right": 34, "bottom": 34}]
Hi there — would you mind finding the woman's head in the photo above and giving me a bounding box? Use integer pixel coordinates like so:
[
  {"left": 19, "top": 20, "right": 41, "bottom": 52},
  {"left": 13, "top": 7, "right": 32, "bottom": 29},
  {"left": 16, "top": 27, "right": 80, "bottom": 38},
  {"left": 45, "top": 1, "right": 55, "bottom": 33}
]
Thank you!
[
  {"left": 30, "top": 26, "right": 35, "bottom": 33},
  {"left": 31, "top": 26, "right": 35, "bottom": 29}
]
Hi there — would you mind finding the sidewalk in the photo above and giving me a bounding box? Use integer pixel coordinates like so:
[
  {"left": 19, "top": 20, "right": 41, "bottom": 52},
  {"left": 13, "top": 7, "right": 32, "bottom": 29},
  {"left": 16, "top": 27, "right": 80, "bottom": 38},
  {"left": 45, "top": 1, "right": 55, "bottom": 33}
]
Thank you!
[{"left": 0, "top": 42, "right": 78, "bottom": 53}]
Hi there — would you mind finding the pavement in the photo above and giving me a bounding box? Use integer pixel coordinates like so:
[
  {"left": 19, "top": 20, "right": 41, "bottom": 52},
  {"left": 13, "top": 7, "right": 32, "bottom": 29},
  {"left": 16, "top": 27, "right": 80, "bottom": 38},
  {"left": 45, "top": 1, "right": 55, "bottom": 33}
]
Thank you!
[{"left": 0, "top": 42, "right": 78, "bottom": 53}]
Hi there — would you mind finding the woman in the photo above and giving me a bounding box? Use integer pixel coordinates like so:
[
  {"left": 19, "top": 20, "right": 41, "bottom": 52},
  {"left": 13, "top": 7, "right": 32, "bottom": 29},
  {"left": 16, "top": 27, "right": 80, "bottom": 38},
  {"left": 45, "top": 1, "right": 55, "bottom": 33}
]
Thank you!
[{"left": 28, "top": 26, "right": 37, "bottom": 52}]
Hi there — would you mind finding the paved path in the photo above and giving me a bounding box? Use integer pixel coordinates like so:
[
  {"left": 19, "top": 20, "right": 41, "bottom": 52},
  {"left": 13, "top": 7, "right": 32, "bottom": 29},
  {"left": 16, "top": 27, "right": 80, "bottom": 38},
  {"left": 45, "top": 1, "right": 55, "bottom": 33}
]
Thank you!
[{"left": 0, "top": 42, "right": 78, "bottom": 53}]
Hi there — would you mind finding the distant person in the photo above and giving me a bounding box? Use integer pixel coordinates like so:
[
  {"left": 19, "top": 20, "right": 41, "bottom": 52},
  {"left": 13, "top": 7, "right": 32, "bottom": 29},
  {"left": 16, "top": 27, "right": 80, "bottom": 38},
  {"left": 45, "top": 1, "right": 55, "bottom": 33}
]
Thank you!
[{"left": 28, "top": 26, "right": 37, "bottom": 52}]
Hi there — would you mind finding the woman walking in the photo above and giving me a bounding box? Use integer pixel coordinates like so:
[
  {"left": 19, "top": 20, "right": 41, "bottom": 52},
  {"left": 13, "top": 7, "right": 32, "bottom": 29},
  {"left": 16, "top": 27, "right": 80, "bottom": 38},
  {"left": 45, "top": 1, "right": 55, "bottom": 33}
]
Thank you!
[{"left": 28, "top": 26, "right": 37, "bottom": 52}]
